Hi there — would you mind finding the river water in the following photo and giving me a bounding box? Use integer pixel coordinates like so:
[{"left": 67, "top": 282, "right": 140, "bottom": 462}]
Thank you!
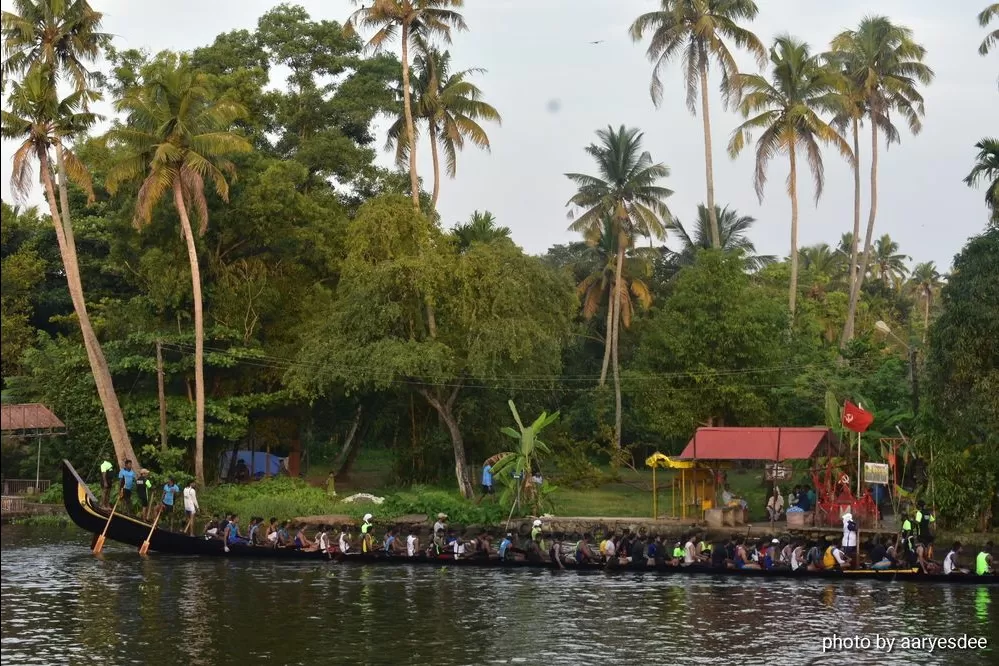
[{"left": 1, "top": 525, "right": 995, "bottom": 665}]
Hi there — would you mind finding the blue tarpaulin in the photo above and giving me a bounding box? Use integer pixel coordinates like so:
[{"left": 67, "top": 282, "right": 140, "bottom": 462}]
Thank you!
[{"left": 219, "top": 450, "right": 285, "bottom": 479}]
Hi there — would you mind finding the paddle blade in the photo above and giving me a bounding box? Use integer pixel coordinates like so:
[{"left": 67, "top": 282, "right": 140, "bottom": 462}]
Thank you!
[
  {"left": 92, "top": 535, "right": 106, "bottom": 554},
  {"left": 138, "top": 540, "right": 150, "bottom": 556}
]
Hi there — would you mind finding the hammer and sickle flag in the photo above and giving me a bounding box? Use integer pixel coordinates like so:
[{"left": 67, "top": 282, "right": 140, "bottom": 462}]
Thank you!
[{"left": 842, "top": 401, "right": 874, "bottom": 433}]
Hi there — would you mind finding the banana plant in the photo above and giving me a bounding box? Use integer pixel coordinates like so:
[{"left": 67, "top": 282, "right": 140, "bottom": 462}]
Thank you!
[{"left": 489, "top": 400, "right": 559, "bottom": 516}]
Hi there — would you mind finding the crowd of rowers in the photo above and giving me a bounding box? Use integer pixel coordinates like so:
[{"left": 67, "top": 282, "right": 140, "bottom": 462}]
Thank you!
[{"left": 200, "top": 510, "right": 996, "bottom": 576}]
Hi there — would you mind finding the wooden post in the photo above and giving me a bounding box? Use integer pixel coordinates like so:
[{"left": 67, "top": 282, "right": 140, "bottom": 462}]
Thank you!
[
  {"left": 156, "top": 339, "right": 168, "bottom": 451},
  {"left": 771, "top": 427, "right": 782, "bottom": 530}
]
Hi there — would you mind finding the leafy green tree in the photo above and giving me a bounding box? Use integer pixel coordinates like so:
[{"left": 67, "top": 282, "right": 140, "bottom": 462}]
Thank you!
[
  {"left": 798, "top": 243, "right": 846, "bottom": 281},
  {"left": 832, "top": 17, "right": 934, "bottom": 343},
  {"left": 0, "top": 203, "right": 45, "bottom": 380},
  {"left": 964, "top": 138, "right": 999, "bottom": 226},
  {"left": 388, "top": 44, "right": 501, "bottom": 209},
  {"left": 629, "top": 0, "right": 765, "bottom": 249},
  {"left": 979, "top": 4, "right": 999, "bottom": 55},
  {"left": 729, "top": 35, "right": 852, "bottom": 315},
  {"left": 290, "top": 195, "right": 576, "bottom": 498},
  {"left": 345, "top": 0, "right": 467, "bottom": 210},
  {"left": 921, "top": 227, "right": 999, "bottom": 528},
  {"left": 669, "top": 204, "right": 774, "bottom": 270},
  {"left": 104, "top": 55, "right": 251, "bottom": 485},
  {"left": 451, "top": 210, "right": 510, "bottom": 251},
  {"left": 632, "top": 249, "right": 789, "bottom": 442},
  {"left": 565, "top": 124, "right": 673, "bottom": 448}
]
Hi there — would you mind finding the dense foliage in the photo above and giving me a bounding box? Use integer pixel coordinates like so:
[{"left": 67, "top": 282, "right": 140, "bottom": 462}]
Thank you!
[{"left": 1, "top": 2, "right": 995, "bottom": 527}]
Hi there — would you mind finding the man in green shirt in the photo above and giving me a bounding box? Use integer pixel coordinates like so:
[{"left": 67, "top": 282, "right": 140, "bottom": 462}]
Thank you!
[
  {"left": 977, "top": 542, "right": 994, "bottom": 576},
  {"left": 99, "top": 459, "right": 114, "bottom": 506}
]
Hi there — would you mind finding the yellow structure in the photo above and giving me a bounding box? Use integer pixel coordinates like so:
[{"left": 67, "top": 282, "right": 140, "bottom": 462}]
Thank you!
[{"left": 645, "top": 453, "right": 731, "bottom": 519}]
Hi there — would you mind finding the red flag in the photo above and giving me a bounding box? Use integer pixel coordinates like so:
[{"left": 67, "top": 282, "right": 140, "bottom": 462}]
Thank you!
[{"left": 842, "top": 401, "right": 874, "bottom": 433}]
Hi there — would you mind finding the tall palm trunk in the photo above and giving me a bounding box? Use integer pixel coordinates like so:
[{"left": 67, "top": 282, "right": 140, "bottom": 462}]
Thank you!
[
  {"left": 40, "top": 148, "right": 138, "bottom": 467},
  {"left": 840, "top": 116, "right": 862, "bottom": 346},
  {"left": 847, "top": 120, "right": 880, "bottom": 335},
  {"left": 400, "top": 24, "right": 421, "bottom": 210},
  {"left": 788, "top": 145, "right": 800, "bottom": 315},
  {"left": 610, "top": 230, "right": 626, "bottom": 449},
  {"left": 173, "top": 179, "right": 206, "bottom": 486},
  {"left": 698, "top": 58, "right": 721, "bottom": 249},
  {"left": 922, "top": 292, "right": 930, "bottom": 344},
  {"left": 429, "top": 123, "right": 442, "bottom": 209},
  {"left": 598, "top": 286, "right": 613, "bottom": 387}
]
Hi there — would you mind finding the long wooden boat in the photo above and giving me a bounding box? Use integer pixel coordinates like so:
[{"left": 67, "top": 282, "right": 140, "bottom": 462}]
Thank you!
[{"left": 63, "top": 461, "right": 997, "bottom": 584}]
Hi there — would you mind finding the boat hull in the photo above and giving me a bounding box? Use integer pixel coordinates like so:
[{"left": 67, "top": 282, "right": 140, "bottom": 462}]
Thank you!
[{"left": 62, "top": 461, "right": 998, "bottom": 583}]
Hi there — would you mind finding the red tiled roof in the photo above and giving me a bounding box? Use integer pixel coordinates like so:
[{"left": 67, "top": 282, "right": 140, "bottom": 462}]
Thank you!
[
  {"left": 0, "top": 403, "right": 65, "bottom": 433},
  {"left": 676, "top": 427, "right": 834, "bottom": 461}
]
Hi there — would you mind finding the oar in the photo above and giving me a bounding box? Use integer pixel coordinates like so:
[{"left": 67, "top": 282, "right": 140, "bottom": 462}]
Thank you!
[
  {"left": 139, "top": 506, "right": 163, "bottom": 556},
  {"left": 93, "top": 493, "right": 121, "bottom": 554}
]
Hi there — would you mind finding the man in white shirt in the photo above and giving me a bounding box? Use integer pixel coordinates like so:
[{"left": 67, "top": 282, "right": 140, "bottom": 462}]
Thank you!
[
  {"left": 841, "top": 512, "right": 858, "bottom": 560},
  {"left": 339, "top": 526, "right": 351, "bottom": 553},
  {"left": 406, "top": 530, "right": 419, "bottom": 557},
  {"left": 433, "top": 513, "right": 447, "bottom": 535},
  {"left": 683, "top": 536, "right": 698, "bottom": 565},
  {"left": 943, "top": 541, "right": 967, "bottom": 574},
  {"left": 831, "top": 545, "right": 850, "bottom": 569},
  {"left": 182, "top": 481, "right": 199, "bottom": 535}
]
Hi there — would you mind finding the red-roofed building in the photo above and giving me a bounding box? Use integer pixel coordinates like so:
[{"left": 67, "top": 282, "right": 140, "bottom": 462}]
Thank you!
[{"left": 676, "top": 427, "right": 839, "bottom": 461}]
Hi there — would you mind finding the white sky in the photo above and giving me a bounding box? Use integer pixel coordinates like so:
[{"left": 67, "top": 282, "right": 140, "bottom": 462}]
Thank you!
[{"left": 2, "top": 0, "right": 997, "bottom": 270}]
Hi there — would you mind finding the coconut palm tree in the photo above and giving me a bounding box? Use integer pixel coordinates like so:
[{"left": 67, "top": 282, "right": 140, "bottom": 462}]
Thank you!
[
  {"left": 868, "top": 234, "right": 909, "bottom": 289},
  {"left": 629, "top": 0, "right": 765, "bottom": 249},
  {"left": 387, "top": 44, "right": 500, "bottom": 209},
  {"left": 451, "top": 210, "right": 510, "bottom": 251},
  {"left": 964, "top": 138, "right": 999, "bottom": 225},
  {"left": 669, "top": 204, "right": 775, "bottom": 270},
  {"left": 979, "top": 4, "right": 999, "bottom": 55},
  {"left": 798, "top": 243, "right": 846, "bottom": 280},
  {"left": 565, "top": 125, "right": 673, "bottom": 448},
  {"left": 345, "top": 0, "right": 466, "bottom": 211},
  {"left": 908, "top": 261, "right": 942, "bottom": 342},
  {"left": 831, "top": 16, "right": 934, "bottom": 343},
  {"left": 0, "top": 0, "right": 110, "bottom": 92},
  {"left": 104, "top": 60, "right": 251, "bottom": 485},
  {"left": 576, "top": 217, "right": 654, "bottom": 331},
  {"left": 822, "top": 52, "right": 867, "bottom": 343},
  {"left": 728, "top": 35, "right": 852, "bottom": 315},
  {"left": 1, "top": 0, "right": 139, "bottom": 467}
]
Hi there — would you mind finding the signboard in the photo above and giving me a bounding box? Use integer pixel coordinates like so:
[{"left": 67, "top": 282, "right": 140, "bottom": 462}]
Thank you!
[
  {"left": 765, "top": 464, "right": 793, "bottom": 481},
  {"left": 864, "top": 462, "right": 890, "bottom": 485}
]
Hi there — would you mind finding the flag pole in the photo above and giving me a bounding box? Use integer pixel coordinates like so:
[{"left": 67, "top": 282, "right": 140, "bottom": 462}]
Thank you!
[{"left": 856, "top": 430, "right": 862, "bottom": 499}]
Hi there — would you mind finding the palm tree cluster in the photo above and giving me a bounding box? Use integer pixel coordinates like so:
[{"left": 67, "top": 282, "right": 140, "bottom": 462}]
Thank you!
[
  {"left": 346, "top": 0, "right": 500, "bottom": 212},
  {"left": 626, "top": 5, "right": 939, "bottom": 330}
]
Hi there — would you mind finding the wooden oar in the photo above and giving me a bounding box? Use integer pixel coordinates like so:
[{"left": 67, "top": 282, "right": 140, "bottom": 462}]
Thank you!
[
  {"left": 93, "top": 494, "right": 121, "bottom": 554},
  {"left": 138, "top": 507, "right": 163, "bottom": 556}
]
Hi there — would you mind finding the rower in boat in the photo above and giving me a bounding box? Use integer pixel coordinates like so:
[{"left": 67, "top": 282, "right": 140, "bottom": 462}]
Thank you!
[
  {"left": 977, "top": 542, "right": 994, "bottom": 575},
  {"left": 316, "top": 525, "right": 331, "bottom": 554},
  {"left": 790, "top": 540, "right": 804, "bottom": 571},
  {"left": 338, "top": 525, "right": 352, "bottom": 554},
  {"left": 822, "top": 542, "right": 850, "bottom": 571},
  {"left": 914, "top": 539, "right": 940, "bottom": 574},
  {"left": 224, "top": 515, "right": 249, "bottom": 547},
  {"left": 384, "top": 527, "right": 405, "bottom": 555},
  {"left": 294, "top": 525, "right": 315, "bottom": 551},
  {"left": 943, "top": 541, "right": 969, "bottom": 575},
  {"left": 575, "top": 534, "right": 596, "bottom": 564},
  {"left": 868, "top": 536, "right": 895, "bottom": 570},
  {"left": 498, "top": 533, "right": 513, "bottom": 562},
  {"left": 550, "top": 533, "right": 566, "bottom": 570},
  {"left": 629, "top": 534, "right": 647, "bottom": 569},
  {"left": 204, "top": 514, "right": 221, "bottom": 539},
  {"left": 360, "top": 514, "right": 374, "bottom": 553}
]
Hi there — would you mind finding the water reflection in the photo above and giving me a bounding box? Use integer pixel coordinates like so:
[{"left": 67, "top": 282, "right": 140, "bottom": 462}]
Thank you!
[{"left": 1, "top": 526, "right": 996, "bottom": 665}]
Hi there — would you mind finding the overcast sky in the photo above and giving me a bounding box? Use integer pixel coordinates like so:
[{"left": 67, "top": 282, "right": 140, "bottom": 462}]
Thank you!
[{"left": 2, "top": 0, "right": 996, "bottom": 270}]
